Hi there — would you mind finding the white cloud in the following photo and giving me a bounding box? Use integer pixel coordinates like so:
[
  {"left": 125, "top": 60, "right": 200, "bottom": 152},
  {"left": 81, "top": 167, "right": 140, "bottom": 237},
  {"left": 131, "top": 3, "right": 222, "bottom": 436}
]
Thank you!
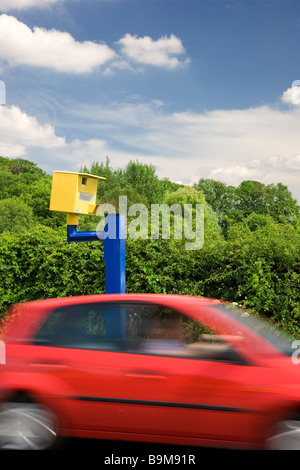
[
  {"left": 0, "top": 104, "right": 65, "bottom": 154},
  {"left": 287, "top": 154, "right": 300, "bottom": 170},
  {"left": 116, "top": 34, "right": 190, "bottom": 69},
  {"left": 0, "top": 0, "right": 60, "bottom": 11},
  {"left": 60, "top": 97, "right": 300, "bottom": 201},
  {"left": 0, "top": 14, "right": 116, "bottom": 73},
  {"left": 281, "top": 82, "right": 300, "bottom": 106},
  {"left": 264, "top": 154, "right": 300, "bottom": 172},
  {"left": 210, "top": 164, "right": 262, "bottom": 182},
  {"left": 103, "top": 58, "right": 133, "bottom": 75},
  {"left": 1, "top": 92, "right": 300, "bottom": 203},
  {"left": 0, "top": 102, "right": 126, "bottom": 173},
  {"left": 0, "top": 141, "right": 25, "bottom": 157},
  {"left": 0, "top": 15, "right": 190, "bottom": 74}
]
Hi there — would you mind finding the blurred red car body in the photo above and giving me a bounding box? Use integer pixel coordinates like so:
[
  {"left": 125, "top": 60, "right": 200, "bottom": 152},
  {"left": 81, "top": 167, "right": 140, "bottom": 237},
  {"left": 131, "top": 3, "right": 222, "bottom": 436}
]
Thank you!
[{"left": 0, "top": 293, "right": 299, "bottom": 450}]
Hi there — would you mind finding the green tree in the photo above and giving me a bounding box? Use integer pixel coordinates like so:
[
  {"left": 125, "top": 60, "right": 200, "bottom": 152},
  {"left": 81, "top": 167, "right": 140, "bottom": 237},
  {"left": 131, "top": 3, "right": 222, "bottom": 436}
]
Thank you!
[
  {"left": 194, "top": 178, "right": 300, "bottom": 231},
  {"left": 84, "top": 158, "right": 121, "bottom": 202},
  {"left": 193, "top": 178, "right": 236, "bottom": 215},
  {"left": 83, "top": 158, "right": 166, "bottom": 208},
  {"left": 193, "top": 178, "right": 242, "bottom": 232},
  {"left": 267, "top": 182, "right": 300, "bottom": 224},
  {"left": 0, "top": 171, "right": 24, "bottom": 199},
  {"left": 0, "top": 197, "right": 35, "bottom": 234},
  {"left": 120, "top": 160, "right": 165, "bottom": 206},
  {"left": 0, "top": 156, "right": 45, "bottom": 177},
  {"left": 235, "top": 180, "right": 300, "bottom": 224},
  {"left": 22, "top": 175, "right": 65, "bottom": 228}
]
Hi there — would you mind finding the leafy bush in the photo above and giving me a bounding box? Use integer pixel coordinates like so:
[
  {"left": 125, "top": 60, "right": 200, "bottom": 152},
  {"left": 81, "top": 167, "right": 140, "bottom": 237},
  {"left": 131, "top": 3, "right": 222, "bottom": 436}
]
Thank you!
[{"left": 0, "top": 226, "right": 105, "bottom": 314}]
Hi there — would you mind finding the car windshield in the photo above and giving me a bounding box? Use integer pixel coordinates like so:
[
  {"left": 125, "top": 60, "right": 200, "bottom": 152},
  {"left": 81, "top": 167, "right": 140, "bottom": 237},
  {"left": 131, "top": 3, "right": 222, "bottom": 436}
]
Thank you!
[{"left": 215, "top": 304, "right": 296, "bottom": 357}]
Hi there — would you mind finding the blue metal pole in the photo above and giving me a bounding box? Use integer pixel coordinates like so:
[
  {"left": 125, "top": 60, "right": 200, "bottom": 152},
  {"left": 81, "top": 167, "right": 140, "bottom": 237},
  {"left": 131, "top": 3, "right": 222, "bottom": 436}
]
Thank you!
[
  {"left": 104, "top": 214, "right": 126, "bottom": 338},
  {"left": 103, "top": 214, "right": 126, "bottom": 294},
  {"left": 67, "top": 226, "right": 104, "bottom": 242},
  {"left": 67, "top": 213, "right": 126, "bottom": 337}
]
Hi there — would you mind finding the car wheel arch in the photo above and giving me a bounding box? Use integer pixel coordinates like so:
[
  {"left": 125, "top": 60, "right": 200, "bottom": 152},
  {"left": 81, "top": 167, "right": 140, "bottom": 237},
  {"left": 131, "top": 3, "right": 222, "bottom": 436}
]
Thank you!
[
  {"left": 265, "top": 406, "right": 300, "bottom": 450},
  {"left": 0, "top": 371, "right": 75, "bottom": 428}
]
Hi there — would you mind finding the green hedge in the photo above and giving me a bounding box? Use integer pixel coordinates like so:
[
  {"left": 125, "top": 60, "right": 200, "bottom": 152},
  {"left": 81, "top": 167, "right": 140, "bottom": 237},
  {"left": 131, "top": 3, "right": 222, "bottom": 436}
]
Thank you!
[{"left": 0, "top": 220, "right": 299, "bottom": 335}]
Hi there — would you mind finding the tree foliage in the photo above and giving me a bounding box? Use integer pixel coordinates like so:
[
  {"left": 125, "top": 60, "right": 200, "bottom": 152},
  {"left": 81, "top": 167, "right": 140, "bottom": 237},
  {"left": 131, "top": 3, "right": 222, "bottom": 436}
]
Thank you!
[
  {"left": 0, "top": 197, "right": 34, "bottom": 234},
  {"left": 194, "top": 178, "right": 300, "bottom": 233}
]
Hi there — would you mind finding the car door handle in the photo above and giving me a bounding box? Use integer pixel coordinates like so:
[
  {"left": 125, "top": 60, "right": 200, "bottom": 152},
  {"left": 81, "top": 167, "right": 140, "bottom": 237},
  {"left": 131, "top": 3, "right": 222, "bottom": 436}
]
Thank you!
[
  {"left": 125, "top": 370, "right": 169, "bottom": 379},
  {"left": 30, "top": 360, "right": 70, "bottom": 369}
]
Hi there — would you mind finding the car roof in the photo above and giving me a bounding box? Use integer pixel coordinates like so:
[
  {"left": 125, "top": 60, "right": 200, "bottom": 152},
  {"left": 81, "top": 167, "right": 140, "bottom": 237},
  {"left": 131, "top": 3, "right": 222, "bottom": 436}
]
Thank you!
[{"left": 13, "top": 293, "right": 221, "bottom": 310}]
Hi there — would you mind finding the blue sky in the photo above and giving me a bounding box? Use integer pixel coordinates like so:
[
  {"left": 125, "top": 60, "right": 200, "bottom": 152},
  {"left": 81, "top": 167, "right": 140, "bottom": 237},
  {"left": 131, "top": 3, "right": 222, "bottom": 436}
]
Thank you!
[{"left": 0, "top": 0, "right": 299, "bottom": 201}]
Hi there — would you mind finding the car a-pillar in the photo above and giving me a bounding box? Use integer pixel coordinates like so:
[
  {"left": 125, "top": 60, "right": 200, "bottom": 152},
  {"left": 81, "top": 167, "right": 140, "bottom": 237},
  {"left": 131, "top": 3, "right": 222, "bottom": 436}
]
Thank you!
[{"left": 49, "top": 171, "right": 126, "bottom": 337}]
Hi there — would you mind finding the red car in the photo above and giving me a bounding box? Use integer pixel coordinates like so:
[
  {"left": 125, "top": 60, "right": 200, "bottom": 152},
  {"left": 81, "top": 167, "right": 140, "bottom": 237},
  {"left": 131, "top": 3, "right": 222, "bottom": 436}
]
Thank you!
[{"left": 0, "top": 293, "right": 299, "bottom": 450}]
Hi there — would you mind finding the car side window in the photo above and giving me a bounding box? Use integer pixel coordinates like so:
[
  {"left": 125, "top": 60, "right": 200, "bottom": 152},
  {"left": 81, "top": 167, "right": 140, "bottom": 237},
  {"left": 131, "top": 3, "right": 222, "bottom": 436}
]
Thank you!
[
  {"left": 33, "top": 301, "right": 244, "bottom": 363},
  {"left": 33, "top": 304, "right": 123, "bottom": 351},
  {"left": 124, "top": 303, "right": 244, "bottom": 363}
]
